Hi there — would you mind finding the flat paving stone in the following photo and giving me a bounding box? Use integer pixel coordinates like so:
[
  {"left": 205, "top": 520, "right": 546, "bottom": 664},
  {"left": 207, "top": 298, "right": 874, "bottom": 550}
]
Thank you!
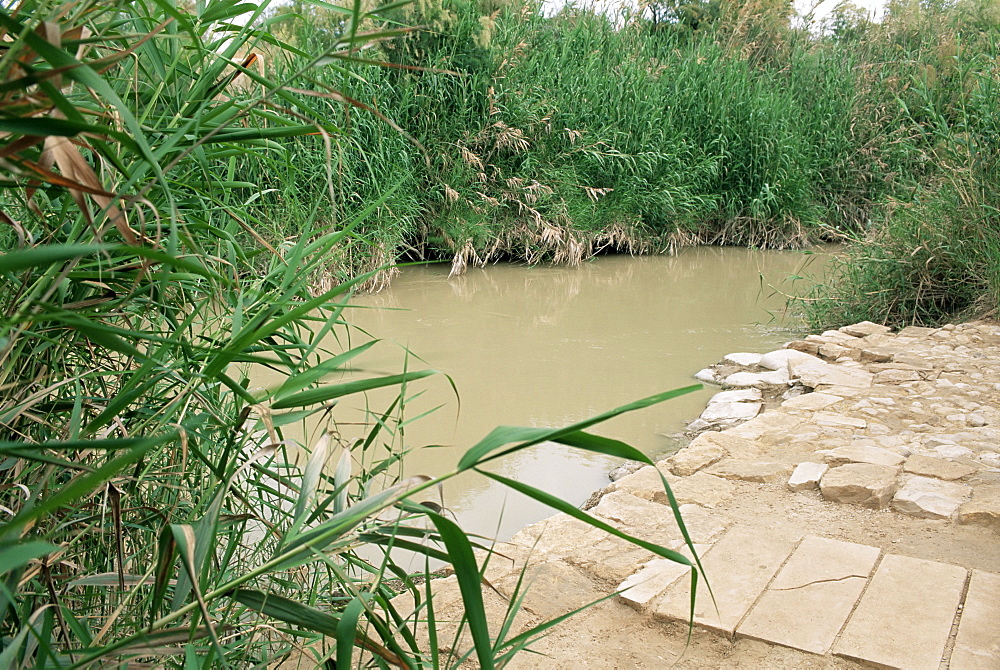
[
  {"left": 705, "top": 459, "right": 791, "bottom": 484},
  {"left": 737, "top": 536, "right": 881, "bottom": 654},
  {"left": 833, "top": 553, "right": 968, "bottom": 670},
  {"left": 616, "top": 544, "right": 710, "bottom": 612},
  {"left": 650, "top": 525, "right": 799, "bottom": 635},
  {"left": 950, "top": 569, "right": 1000, "bottom": 669},
  {"left": 780, "top": 391, "right": 843, "bottom": 411}
]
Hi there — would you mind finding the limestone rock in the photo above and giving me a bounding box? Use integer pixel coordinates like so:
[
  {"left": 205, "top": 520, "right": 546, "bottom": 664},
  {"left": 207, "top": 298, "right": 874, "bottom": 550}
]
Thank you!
[
  {"left": 617, "top": 542, "right": 709, "bottom": 611},
  {"left": 609, "top": 460, "right": 645, "bottom": 481},
  {"left": 929, "top": 444, "right": 975, "bottom": 460},
  {"left": 813, "top": 412, "right": 867, "bottom": 429},
  {"left": 708, "top": 388, "right": 762, "bottom": 404},
  {"left": 840, "top": 321, "right": 892, "bottom": 338},
  {"left": 695, "top": 368, "right": 721, "bottom": 384},
  {"left": 724, "top": 413, "right": 802, "bottom": 444},
  {"left": 724, "top": 352, "right": 763, "bottom": 367},
  {"left": 699, "top": 401, "right": 762, "bottom": 424},
  {"left": 670, "top": 472, "right": 735, "bottom": 508},
  {"left": 892, "top": 475, "right": 970, "bottom": 519},
  {"left": 958, "top": 485, "right": 1000, "bottom": 529},
  {"left": 496, "top": 559, "right": 604, "bottom": 619},
  {"left": 706, "top": 459, "right": 792, "bottom": 484},
  {"left": 667, "top": 443, "right": 726, "bottom": 476},
  {"left": 724, "top": 369, "right": 790, "bottom": 388},
  {"left": 898, "top": 325, "right": 937, "bottom": 337},
  {"left": 903, "top": 454, "right": 976, "bottom": 481},
  {"left": 788, "top": 357, "right": 874, "bottom": 389},
  {"left": 508, "top": 513, "right": 605, "bottom": 560},
  {"left": 820, "top": 329, "right": 861, "bottom": 344},
  {"left": 786, "top": 340, "right": 821, "bottom": 355},
  {"left": 685, "top": 431, "right": 762, "bottom": 459},
  {"left": 787, "top": 462, "right": 829, "bottom": 492},
  {"left": 873, "top": 369, "right": 923, "bottom": 384},
  {"left": 610, "top": 466, "right": 674, "bottom": 505},
  {"left": 780, "top": 392, "right": 843, "bottom": 411},
  {"left": 820, "top": 463, "right": 899, "bottom": 508},
  {"left": 887, "top": 355, "right": 935, "bottom": 371},
  {"left": 617, "top": 556, "right": 694, "bottom": 611},
  {"left": 759, "top": 348, "right": 819, "bottom": 371},
  {"left": 819, "top": 343, "right": 854, "bottom": 361},
  {"left": 858, "top": 347, "right": 895, "bottom": 363},
  {"left": 825, "top": 445, "right": 905, "bottom": 468}
]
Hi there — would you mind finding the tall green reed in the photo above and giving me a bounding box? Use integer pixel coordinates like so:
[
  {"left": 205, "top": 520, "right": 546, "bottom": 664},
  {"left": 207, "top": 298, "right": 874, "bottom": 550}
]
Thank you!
[
  {"left": 805, "top": 0, "right": 1000, "bottom": 327},
  {"left": 0, "top": 0, "right": 702, "bottom": 666}
]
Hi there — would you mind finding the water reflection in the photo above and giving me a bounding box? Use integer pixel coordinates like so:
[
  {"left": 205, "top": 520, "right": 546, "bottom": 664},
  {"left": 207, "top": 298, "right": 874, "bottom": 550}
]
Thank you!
[{"left": 327, "top": 247, "right": 828, "bottom": 542}]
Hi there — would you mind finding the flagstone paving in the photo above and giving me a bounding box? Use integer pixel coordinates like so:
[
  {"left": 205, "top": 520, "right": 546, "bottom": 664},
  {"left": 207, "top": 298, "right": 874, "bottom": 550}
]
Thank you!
[{"left": 279, "top": 321, "right": 998, "bottom": 669}]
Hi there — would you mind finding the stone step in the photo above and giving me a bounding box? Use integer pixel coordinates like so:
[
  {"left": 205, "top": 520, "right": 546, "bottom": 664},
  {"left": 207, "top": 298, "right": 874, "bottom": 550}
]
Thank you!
[
  {"left": 736, "top": 536, "right": 880, "bottom": 655},
  {"left": 648, "top": 525, "right": 800, "bottom": 635},
  {"left": 833, "top": 553, "right": 968, "bottom": 670},
  {"left": 950, "top": 570, "right": 1000, "bottom": 669}
]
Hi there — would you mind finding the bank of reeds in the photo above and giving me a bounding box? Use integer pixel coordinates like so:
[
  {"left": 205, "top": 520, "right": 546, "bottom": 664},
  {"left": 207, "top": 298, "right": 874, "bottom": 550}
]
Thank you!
[
  {"left": 0, "top": 0, "right": 702, "bottom": 666},
  {"left": 260, "top": 0, "right": 998, "bottom": 326},
  {"left": 804, "top": 0, "right": 1000, "bottom": 327}
]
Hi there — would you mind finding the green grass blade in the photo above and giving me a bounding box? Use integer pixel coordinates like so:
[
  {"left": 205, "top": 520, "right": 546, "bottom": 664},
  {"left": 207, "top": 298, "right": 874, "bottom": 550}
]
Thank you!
[{"left": 426, "top": 512, "right": 495, "bottom": 670}]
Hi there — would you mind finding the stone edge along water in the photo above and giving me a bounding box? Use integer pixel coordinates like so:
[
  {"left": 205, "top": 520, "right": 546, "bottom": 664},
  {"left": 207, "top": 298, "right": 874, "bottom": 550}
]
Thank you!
[{"left": 357, "top": 321, "right": 1000, "bottom": 669}]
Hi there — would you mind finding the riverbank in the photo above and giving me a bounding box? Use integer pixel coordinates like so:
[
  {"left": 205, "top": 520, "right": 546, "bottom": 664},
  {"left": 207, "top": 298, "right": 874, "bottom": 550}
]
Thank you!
[{"left": 381, "top": 320, "right": 1000, "bottom": 668}]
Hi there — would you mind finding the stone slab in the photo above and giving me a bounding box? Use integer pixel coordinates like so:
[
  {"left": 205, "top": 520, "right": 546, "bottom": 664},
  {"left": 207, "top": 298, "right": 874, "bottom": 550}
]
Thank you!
[
  {"left": 786, "top": 339, "right": 821, "bottom": 355},
  {"left": 608, "top": 465, "right": 675, "bottom": 505},
  {"left": 825, "top": 444, "right": 905, "bottom": 467},
  {"left": 591, "top": 490, "right": 691, "bottom": 546},
  {"left": 813, "top": 412, "right": 868, "bottom": 429},
  {"left": 723, "top": 352, "right": 763, "bottom": 367},
  {"left": 669, "top": 472, "right": 736, "bottom": 508},
  {"left": 616, "top": 543, "right": 710, "bottom": 611},
  {"left": 787, "top": 462, "right": 829, "bottom": 492},
  {"left": 951, "top": 570, "right": 1000, "bottom": 669},
  {"left": 891, "top": 475, "right": 970, "bottom": 519},
  {"left": 508, "top": 513, "right": 604, "bottom": 560},
  {"left": 780, "top": 392, "right": 843, "bottom": 411},
  {"left": 833, "top": 553, "right": 968, "bottom": 670},
  {"left": 590, "top": 490, "right": 726, "bottom": 548},
  {"left": 695, "top": 368, "right": 721, "bottom": 384},
  {"left": 819, "top": 342, "right": 853, "bottom": 360},
  {"left": 840, "top": 321, "right": 892, "bottom": 337},
  {"left": 874, "top": 368, "right": 923, "bottom": 384},
  {"left": 737, "top": 536, "right": 880, "bottom": 654},
  {"left": 758, "top": 349, "right": 819, "bottom": 371},
  {"left": 707, "top": 388, "right": 763, "bottom": 404},
  {"left": 789, "top": 358, "right": 874, "bottom": 389},
  {"left": 724, "top": 413, "right": 802, "bottom": 443},
  {"left": 903, "top": 454, "right": 976, "bottom": 480},
  {"left": 685, "top": 431, "right": 763, "bottom": 459},
  {"left": 650, "top": 525, "right": 800, "bottom": 635},
  {"left": 958, "top": 484, "right": 1000, "bottom": 530},
  {"left": 724, "top": 369, "right": 790, "bottom": 388},
  {"left": 699, "top": 400, "right": 763, "bottom": 423},
  {"left": 705, "top": 459, "right": 791, "bottom": 484},
  {"left": 497, "top": 559, "right": 605, "bottom": 619},
  {"left": 666, "top": 443, "right": 726, "bottom": 476},
  {"left": 820, "top": 463, "right": 899, "bottom": 508}
]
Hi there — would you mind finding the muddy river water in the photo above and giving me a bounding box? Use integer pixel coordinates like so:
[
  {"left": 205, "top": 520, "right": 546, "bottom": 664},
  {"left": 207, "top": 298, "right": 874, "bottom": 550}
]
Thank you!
[{"left": 284, "top": 247, "right": 830, "bottom": 543}]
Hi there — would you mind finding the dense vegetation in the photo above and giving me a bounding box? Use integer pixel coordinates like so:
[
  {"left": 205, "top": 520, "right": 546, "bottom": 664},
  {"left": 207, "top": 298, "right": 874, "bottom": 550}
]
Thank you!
[
  {"left": 1, "top": 0, "right": 997, "bottom": 665},
  {"left": 264, "top": 0, "right": 998, "bottom": 326},
  {"left": 0, "top": 0, "right": 699, "bottom": 666}
]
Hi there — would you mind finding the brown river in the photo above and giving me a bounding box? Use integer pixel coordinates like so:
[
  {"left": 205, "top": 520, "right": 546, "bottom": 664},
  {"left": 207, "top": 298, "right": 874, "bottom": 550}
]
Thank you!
[{"left": 273, "top": 246, "right": 830, "bottom": 544}]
